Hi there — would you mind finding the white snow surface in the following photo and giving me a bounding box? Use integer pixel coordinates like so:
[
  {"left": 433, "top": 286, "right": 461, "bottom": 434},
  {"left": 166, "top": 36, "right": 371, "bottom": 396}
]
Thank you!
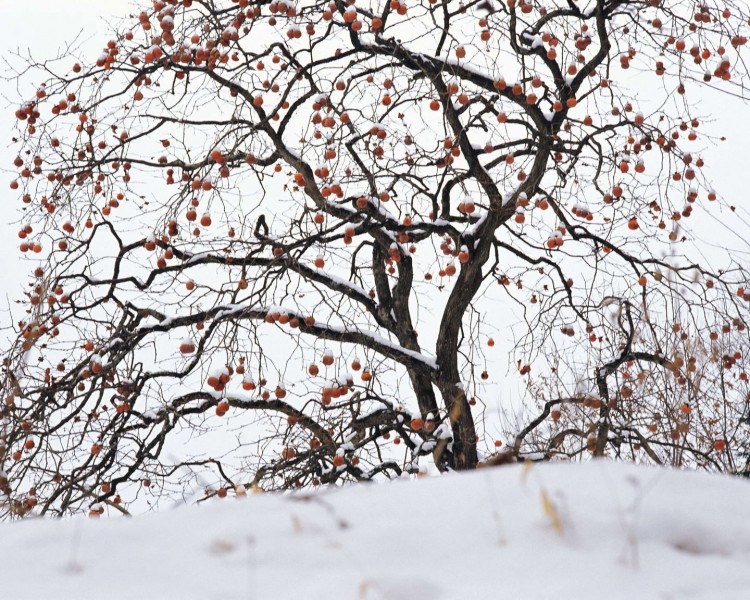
[{"left": 2, "top": 461, "right": 750, "bottom": 599}]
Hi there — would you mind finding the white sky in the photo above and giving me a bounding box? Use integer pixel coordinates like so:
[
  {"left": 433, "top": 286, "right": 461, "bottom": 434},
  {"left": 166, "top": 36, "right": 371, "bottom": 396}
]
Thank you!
[
  {"left": 0, "top": 1, "right": 131, "bottom": 307},
  {"left": 1, "top": 0, "right": 748, "bottom": 301},
  {"left": 0, "top": 0, "right": 749, "bottom": 509},
  {"left": 1, "top": 0, "right": 749, "bottom": 409}
]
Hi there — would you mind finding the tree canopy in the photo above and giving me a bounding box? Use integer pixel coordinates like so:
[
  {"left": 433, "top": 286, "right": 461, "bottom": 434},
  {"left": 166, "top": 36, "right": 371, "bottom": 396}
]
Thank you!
[{"left": 3, "top": 0, "right": 750, "bottom": 516}]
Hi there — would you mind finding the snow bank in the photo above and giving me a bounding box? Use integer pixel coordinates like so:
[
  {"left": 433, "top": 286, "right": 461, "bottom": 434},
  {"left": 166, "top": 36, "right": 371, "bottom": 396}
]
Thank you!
[{"left": 2, "top": 461, "right": 749, "bottom": 599}]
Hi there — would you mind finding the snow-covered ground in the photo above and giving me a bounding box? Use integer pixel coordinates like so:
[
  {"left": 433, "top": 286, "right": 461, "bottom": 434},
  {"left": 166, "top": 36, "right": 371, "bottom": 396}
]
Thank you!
[{"left": 2, "top": 460, "right": 750, "bottom": 599}]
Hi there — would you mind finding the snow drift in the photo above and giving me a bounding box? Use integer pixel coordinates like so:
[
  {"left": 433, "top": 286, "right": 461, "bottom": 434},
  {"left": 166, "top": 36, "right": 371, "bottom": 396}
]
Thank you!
[{"left": 2, "top": 460, "right": 750, "bottom": 599}]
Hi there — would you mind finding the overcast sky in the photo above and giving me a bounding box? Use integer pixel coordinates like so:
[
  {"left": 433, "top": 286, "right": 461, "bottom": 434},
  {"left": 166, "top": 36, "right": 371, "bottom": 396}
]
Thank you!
[
  {"left": 0, "top": 1, "right": 129, "bottom": 332},
  {"left": 1, "top": 0, "right": 749, "bottom": 315},
  {"left": 0, "top": 0, "right": 749, "bottom": 503}
]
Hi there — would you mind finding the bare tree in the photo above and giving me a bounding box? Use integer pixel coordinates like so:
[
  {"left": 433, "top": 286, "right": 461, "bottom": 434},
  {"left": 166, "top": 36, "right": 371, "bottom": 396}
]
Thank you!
[{"left": 2, "top": 0, "right": 750, "bottom": 517}]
